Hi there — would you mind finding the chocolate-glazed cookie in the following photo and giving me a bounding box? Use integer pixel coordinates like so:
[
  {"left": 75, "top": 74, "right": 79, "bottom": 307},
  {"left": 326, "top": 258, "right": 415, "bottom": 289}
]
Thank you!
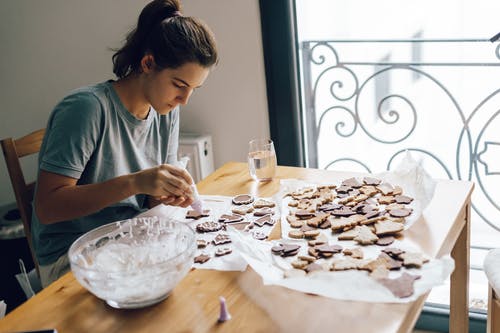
[
  {"left": 254, "top": 214, "right": 275, "bottom": 227},
  {"left": 232, "top": 194, "right": 254, "bottom": 205},
  {"left": 186, "top": 209, "right": 210, "bottom": 219},
  {"left": 218, "top": 214, "right": 244, "bottom": 223}
]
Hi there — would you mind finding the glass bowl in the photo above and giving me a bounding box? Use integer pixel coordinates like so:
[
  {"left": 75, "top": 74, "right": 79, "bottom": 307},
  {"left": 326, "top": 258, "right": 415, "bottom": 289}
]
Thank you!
[{"left": 68, "top": 216, "right": 196, "bottom": 309}]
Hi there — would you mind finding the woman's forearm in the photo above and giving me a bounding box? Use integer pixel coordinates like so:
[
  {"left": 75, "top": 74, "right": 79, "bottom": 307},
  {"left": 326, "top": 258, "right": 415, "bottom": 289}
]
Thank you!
[{"left": 35, "top": 173, "right": 138, "bottom": 224}]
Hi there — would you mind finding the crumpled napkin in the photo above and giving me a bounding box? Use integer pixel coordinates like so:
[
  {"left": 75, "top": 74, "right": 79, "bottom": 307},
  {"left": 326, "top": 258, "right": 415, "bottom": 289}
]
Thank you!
[{"left": 378, "top": 150, "right": 437, "bottom": 212}]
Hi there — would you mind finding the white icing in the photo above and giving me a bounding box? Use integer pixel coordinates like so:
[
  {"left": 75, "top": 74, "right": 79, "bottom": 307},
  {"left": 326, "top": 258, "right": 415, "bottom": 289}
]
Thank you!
[{"left": 70, "top": 218, "right": 195, "bottom": 306}]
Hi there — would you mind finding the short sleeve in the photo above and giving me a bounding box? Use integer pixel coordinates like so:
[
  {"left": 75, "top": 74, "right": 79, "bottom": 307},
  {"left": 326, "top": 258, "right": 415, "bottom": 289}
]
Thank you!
[
  {"left": 165, "top": 108, "right": 180, "bottom": 164},
  {"left": 40, "top": 92, "right": 103, "bottom": 179}
]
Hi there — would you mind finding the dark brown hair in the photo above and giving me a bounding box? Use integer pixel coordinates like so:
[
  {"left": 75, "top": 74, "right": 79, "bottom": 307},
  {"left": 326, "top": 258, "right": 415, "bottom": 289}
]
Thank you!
[{"left": 112, "top": 0, "right": 218, "bottom": 78}]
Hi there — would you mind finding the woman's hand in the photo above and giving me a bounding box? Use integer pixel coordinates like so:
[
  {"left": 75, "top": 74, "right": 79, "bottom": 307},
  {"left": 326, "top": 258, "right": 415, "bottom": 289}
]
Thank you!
[
  {"left": 154, "top": 194, "right": 193, "bottom": 208},
  {"left": 134, "top": 164, "right": 194, "bottom": 207}
]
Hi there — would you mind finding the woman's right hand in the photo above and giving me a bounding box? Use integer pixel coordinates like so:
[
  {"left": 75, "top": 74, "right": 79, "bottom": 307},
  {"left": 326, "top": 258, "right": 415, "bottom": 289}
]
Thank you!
[{"left": 133, "top": 164, "right": 194, "bottom": 201}]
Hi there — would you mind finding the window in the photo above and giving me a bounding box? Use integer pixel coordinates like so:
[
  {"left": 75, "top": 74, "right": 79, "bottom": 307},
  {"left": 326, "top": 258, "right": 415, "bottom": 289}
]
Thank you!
[{"left": 260, "top": 0, "right": 500, "bottom": 331}]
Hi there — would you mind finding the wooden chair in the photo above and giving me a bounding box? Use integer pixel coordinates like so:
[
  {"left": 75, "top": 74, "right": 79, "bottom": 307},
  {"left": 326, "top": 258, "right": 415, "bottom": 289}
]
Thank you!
[{"left": 1, "top": 129, "right": 45, "bottom": 278}]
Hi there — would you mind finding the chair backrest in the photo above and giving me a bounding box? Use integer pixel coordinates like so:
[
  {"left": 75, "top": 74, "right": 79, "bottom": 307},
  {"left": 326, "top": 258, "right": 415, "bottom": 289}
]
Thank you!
[{"left": 1, "top": 129, "right": 45, "bottom": 277}]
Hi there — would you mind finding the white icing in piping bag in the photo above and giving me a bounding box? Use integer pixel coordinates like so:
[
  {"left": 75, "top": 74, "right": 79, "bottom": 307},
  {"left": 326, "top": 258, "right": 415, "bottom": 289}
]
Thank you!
[{"left": 175, "top": 157, "right": 204, "bottom": 214}]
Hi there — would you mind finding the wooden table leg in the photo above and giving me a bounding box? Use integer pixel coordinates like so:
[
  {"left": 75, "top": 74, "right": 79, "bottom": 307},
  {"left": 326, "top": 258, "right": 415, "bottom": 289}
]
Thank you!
[
  {"left": 449, "top": 203, "right": 470, "bottom": 333},
  {"left": 487, "top": 287, "right": 500, "bottom": 333}
]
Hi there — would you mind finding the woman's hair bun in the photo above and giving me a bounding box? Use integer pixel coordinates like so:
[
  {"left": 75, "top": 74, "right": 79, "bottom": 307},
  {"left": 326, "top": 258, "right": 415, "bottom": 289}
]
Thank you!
[{"left": 112, "top": 0, "right": 217, "bottom": 78}]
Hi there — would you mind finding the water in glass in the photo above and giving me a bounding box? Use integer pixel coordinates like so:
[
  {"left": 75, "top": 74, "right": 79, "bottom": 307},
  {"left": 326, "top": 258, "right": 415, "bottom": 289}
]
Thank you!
[{"left": 248, "top": 139, "right": 277, "bottom": 181}]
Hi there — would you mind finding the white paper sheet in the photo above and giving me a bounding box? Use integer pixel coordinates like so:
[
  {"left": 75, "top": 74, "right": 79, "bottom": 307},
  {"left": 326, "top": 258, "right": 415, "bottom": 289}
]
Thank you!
[
  {"left": 137, "top": 195, "right": 279, "bottom": 272},
  {"left": 229, "top": 229, "right": 454, "bottom": 303}
]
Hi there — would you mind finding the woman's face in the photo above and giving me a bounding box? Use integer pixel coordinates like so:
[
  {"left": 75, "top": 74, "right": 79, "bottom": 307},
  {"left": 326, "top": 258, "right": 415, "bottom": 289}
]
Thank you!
[{"left": 142, "top": 60, "right": 210, "bottom": 115}]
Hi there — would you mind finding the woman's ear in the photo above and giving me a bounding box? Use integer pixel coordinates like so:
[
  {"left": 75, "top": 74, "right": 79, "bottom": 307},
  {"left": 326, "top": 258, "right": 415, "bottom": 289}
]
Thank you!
[{"left": 140, "top": 54, "right": 156, "bottom": 73}]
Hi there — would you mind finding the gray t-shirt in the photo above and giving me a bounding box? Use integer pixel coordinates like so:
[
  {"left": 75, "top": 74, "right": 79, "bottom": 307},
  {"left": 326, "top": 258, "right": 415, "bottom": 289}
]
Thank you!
[{"left": 32, "top": 81, "right": 179, "bottom": 265}]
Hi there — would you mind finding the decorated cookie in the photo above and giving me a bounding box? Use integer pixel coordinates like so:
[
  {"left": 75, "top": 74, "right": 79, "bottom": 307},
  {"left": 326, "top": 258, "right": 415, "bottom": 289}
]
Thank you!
[
  {"left": 253, "top": 199, "right": 276, "bottom": 208},
  {"left": 196, "top": 221, "right": 225, "bottom": 233},
  {"left": 197, "top": 239, "right": 208, "bottom": 248},
  {"left": 213, "top": 233, "right": 231, "bottom": 245},
  {"left": 232, "top": 194, "right": 254, "bottom": 205},
  {"left": 253, "top": 207, "right": 275, "bottom": 216},
  {"left": 228, "top": 221, "right": 253, "bottom": 231},
  {"left": 218, "top": 214, "right": 244, "bottom": 223},
  {"left": 186, "top": 209, "right": 211, "bottom": 219},
  {"left": 254, "top": 214, "right": 275, "bottom": 227},
  {"left": 252, "top": 231, "right": 268, "bottom": 240},
  {"left": 215, "top": 247, "right": 232, "bottom": 257},
  {"left": 231, "top": 205, "right": 254, "bottom": 215}
]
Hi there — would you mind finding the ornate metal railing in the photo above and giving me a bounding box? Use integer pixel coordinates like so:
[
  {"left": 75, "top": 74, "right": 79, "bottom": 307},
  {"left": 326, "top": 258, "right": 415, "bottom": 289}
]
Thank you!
[{"left": 300, "top": 37, "right": 500, "bottom": 233}]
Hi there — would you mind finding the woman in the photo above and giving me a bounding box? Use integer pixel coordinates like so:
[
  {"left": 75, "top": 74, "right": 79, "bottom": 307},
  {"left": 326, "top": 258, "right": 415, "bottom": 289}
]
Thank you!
[{"left": 32, "top": 0, "right": 218, "bottom": 287}]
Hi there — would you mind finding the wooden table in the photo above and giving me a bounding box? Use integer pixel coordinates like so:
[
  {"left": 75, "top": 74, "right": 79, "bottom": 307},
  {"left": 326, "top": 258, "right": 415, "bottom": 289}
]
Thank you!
[{"left": 0, "top": 162, "right": 474, "bottom": 333}]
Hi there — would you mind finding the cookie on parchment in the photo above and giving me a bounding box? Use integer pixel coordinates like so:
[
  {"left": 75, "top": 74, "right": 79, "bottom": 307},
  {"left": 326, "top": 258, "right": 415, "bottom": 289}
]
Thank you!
[
  {"left": 231, "top": 205, "right": 254, "bottom": 215},
  {"left": 253, "top": 199, "right": 276, "bottom": 208},
  {"left": 232, "top": 194, "right": 254, "bottom": 205},
  {"left": 196, "top": 221, "right": 225, "bottom": 233},
  {"left": 377, "top": 273, "right": 421, "bottom": 298}
]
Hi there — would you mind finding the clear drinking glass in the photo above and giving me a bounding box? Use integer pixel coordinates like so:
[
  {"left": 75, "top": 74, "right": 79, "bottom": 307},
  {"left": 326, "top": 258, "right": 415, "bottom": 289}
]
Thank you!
[{"left": 248, "top": 138, "right": 277, "bottom": 181}]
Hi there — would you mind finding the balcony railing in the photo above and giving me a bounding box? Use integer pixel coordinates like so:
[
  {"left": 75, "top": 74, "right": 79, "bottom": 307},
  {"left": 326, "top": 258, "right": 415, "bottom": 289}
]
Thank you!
[{"left": 300, "top": 38, "right": 500, "bottom": 238}]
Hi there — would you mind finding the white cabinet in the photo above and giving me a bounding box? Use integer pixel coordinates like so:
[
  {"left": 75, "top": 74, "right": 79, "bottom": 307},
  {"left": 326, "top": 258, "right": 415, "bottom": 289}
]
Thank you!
[{"left": 178, "top": 133, "right": 214, "bottom": 183}]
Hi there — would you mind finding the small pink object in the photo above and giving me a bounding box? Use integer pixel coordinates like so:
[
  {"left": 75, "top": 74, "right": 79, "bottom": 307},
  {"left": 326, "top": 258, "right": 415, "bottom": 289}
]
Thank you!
[{"left": 218, "top": 296, "right": 231, "bottom": 322}]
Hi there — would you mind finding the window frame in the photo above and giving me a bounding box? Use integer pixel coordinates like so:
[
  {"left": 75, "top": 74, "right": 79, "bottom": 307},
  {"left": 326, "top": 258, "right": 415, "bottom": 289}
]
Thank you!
[{"left": 258, "top": 0, "right": 305, "bottom": 167}]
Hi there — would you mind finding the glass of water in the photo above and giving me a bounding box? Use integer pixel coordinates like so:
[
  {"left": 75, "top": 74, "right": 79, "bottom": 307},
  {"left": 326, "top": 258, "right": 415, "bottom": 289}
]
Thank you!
[{"left": 248, "top": 138, "right": 277, "bottom": 181}]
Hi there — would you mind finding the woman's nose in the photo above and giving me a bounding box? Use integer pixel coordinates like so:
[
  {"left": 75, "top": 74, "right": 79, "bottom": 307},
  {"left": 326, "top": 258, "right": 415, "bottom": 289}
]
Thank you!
[{"left": 177, "top": 90, "right": 192, "bottom": 105}]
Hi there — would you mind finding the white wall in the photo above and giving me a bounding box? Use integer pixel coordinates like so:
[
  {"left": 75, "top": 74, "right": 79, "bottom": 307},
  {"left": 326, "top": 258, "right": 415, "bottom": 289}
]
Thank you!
[{"left": 0, "top": 0, "right": 269, "bottom": 205}]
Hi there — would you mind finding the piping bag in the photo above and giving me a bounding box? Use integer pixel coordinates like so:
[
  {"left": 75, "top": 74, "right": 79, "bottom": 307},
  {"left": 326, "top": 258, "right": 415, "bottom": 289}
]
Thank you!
[{"left": 175, "top": 157, "right": 204, "bottom": 213}]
